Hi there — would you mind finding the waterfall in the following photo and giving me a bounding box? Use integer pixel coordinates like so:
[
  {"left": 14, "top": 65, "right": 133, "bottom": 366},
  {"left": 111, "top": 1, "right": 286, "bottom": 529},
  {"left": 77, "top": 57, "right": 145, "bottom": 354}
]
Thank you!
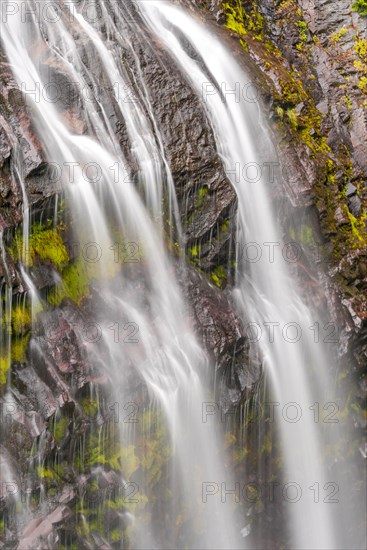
[
  {"left": 138, "top": 3, "right": 364, "bottom": 549},
  {"left": 1, "top": 1, "right": 242, "bottom": 548},
  {"left": 0, "top": 0, "right": 364, "bottom": 549}
]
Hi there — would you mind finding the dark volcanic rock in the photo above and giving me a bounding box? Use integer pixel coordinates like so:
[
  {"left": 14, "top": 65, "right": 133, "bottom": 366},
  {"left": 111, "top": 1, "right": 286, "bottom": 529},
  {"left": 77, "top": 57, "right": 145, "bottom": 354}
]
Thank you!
[{"left": 184, "top": 266, "right": 260, "bottom": 408}]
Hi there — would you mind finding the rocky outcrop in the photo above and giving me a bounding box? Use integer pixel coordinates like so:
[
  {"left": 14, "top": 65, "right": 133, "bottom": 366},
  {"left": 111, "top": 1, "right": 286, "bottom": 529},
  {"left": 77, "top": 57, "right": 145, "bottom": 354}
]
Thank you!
[
  {"left": 203, "top": 0, "right": 367, "bottom": 369},
  {"left": 183, "top": 0, "right": 366, "bottom": 400},
  {"left": 184, "top": 266, "right": 261, "bottom": 407}
]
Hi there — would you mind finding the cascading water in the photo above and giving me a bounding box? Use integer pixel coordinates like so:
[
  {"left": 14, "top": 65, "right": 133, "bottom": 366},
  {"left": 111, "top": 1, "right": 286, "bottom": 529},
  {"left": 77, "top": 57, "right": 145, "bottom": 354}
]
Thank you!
[
  {"left": 1, "top": 1, "right": 243, "bottom": 548},
  {"left": 138, "top": 3, "right": 365, "bottom": 549},
  {"left": 0, "top": 0, "right": 365, "bottom": 549}
]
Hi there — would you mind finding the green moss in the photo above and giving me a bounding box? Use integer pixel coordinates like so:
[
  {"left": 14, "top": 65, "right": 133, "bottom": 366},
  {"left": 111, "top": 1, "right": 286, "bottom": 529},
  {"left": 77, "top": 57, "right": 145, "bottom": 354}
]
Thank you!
[
  {"left": 48, "top": 228, "right": 134, "bottom": 305},
  {"left": 10, "top": 223, "right": 69, "bottom": 270},
  {"left": 296, "top": 20, "right": 308, "bottom": 42},
  {"left": 111, "top": 528, "right": 121, "bottom": 542},
  {"left": 352, "top": 0, "right": 367, "bottom": 16},
  {"left": 300, "top": 225, "right": 314, "bottom": 245},
  {"left": 0, "top": 355, "right": 10, "bottom": 386},
  {"left": 139, "top": 409, "right": 171, "bottom": 488},
  {"left": 220, "top": 219, "right": 230, "bottom": 232},
  {"left": 223, "top": 0, "right": 277, "bottom": 51},
  {"left": 358, "top": 76, "right": 367, "bottom": 93},
  {"left": 190, "top": 244, "right": 200, "bottom": 258},
  {"left": 330, "top": 27, "right": 348, "bottom": 42},
  {"left": 119, "top": 445, "right": 139, "bottom": 478},
  {"left": 345, "top": 208, "right": 367, "bottom": 246},
  {"left": 279, "top": 75, "right": 307, "bottom": 107},
  {"left": 223, "top": 1, "right": 247, "bottom": 35},
  {"left": 233, "top": 446, "right": 249, "bottom": 465},
  {"left": 85, "top": 429, "right": 125, "bottom": 472},
  {"left": 48, "top": 258, "right": 90, "bottom": 306},
  {"left": 286, "top": 108, "right": 298, "bottom": 130},
  {"left": 11, "top": 334, "right": 30, "bottom": 362},
  {"left": 61, "top": 261, "right": 89, "bottom": 303},
  {"left": 73, "top": 410, "right": 168, "bottom": 508},
  {"left": 289, "top": 224, "right": 316, "bottom": 246},
  {"left": 106, "top": 493, "right": 148, "bottom": 516},
  {"left": 166, "top": 238, "right": 182, "bottom": 258},
  {"left": 82, "top": 397, "right": 99, "bottom": 418},
  {"left": 245, "top": 5, "right": 265, "bottom": 36},
  {"left": 195, "top": 186, "right": 209, "bottom": 208},
  {"left": 343, "top": 94, "right": 353, "bottom": 110},
  {"left": 11, "top": 305, "right": 31, "bottom": 335},
  {"left": 52, "top": 416, "right": 69, "bottom": 444},
  {"left": 315, "top": 157, "right": 366, "bottom": 265},
  {"left": 355, "top": 38, "right": 367, "bottom": 61},
  {"left": 211, "top": 265, "right": 227, "bottom": 288},
  {"left": 239, "top": 38, "right": 249, "bottom": 52},
  {"left": 261, "top": 433, "right": 272, "bottom": 454},
  {"left": 275, "top": 106, "right": 284, "bottom": 120},
  {"left": 36, "top": 466, "right": 58, "bottom": 480}
]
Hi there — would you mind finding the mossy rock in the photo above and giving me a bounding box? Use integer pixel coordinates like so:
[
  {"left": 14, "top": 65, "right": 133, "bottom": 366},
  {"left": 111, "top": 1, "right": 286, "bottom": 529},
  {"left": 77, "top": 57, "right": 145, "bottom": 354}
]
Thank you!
[{"left": 9, "top": 222, "right": 69, "bottom": 271}]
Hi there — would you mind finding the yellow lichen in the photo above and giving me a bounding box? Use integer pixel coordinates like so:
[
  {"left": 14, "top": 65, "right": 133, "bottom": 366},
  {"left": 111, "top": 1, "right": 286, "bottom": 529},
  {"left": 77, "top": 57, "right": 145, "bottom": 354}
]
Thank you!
[
  {"left": 10, "top": 223, "right": 69, "bottom": 270},
  {"left": 0, "top": 355, "right": 10, "bottom": 386},
  {"left": 11, "top": 305, "right": 31, "bottom": 335},
  {"left": 330, "top": 27, "right": 348, "bottom": 43}
]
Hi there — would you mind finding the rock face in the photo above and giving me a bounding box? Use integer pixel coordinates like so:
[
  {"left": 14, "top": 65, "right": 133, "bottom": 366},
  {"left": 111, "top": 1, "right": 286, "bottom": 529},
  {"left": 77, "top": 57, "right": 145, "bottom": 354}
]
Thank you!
[
  {"left": 205, "top": 0, "right": 367, "bottom": 366},
  {"left": 198, "top": 2, "right": 366, "bottom": 544},
  {"left": 184, "top": 266, "right": 261, "bottom": 408},
  {"left": 196, "top": 0, "right": 367, "bottom": 379},
  {"left": 0, "top": 59, "right": 44, "bottom": 229}
]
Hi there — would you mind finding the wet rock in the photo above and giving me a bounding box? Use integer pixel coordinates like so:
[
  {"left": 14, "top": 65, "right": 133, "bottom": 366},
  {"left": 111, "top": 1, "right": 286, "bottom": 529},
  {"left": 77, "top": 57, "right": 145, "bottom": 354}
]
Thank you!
[
  {"left": 132, "top": 40, "right": 238, "bottom": 258},
  {"left": 58, "top": 485, "right": 75, "bottom": 505},
  {"left": 90, "top": 468, "right": 122, "bottom": 491},
  {"left": 348, "top": 193, "right": 362, "bottom": 217},
  {"left": 0, "top": 446, "right": 20, "bottom": 501},
  {"left": 277, "top": 138, "right": 318, "bottom": 207},
  {"left": 347, "top": 182, "right": 357, "bottom": 196},
  {"left": 18, "top": 505, "right": 72, "bottom": 550},
  {"left": 60, "top": 108, "right": 86, "bottom": 135},
  {"left": 184, "top": 266, "right": 260, "bottom": 407},
  {"left": 90, "top": 534, "right": 112, "bottom": 550},
  {"left": 13, "top": 410, "right": 45, "bottom": 439},
  {"left": 32, "top": 302, "right": 94, "bottom": 392},
  {"left": 12, "top": 365, "right": 58, "bottom": 420}
]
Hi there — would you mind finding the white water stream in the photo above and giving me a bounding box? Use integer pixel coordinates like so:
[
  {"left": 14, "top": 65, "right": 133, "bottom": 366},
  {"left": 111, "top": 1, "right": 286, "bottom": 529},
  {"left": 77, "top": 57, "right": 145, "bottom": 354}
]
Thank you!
[
  {"left": 1, "top": 1, "right": 241, "bottom": 548},
  {"left": 139, "top": 3, "right": 361, "bottom": 549}
]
